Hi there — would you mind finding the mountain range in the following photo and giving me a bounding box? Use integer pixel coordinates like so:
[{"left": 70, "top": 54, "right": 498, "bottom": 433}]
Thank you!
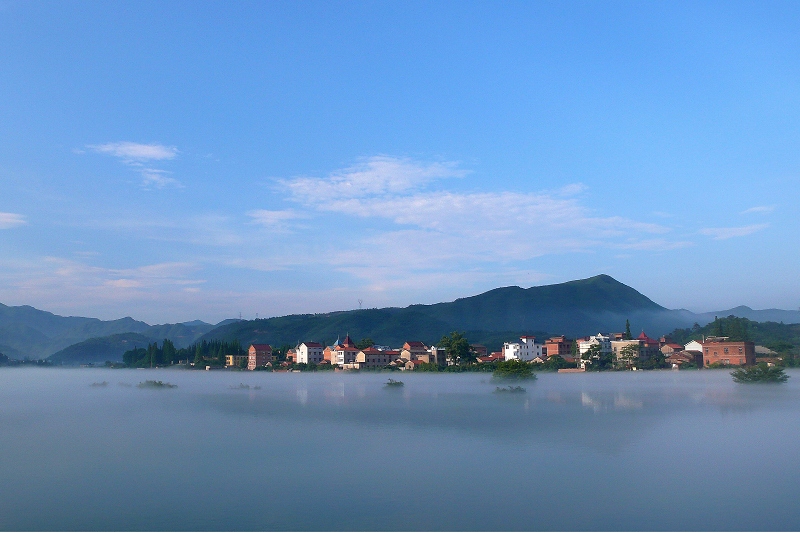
[{"left": 1, "top": 274, "right": 798, "bottom": 364}]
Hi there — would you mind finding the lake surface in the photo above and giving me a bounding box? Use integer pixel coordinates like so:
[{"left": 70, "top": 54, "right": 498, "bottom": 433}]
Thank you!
[{"left": 1, "top": 367, "right": 800, "bottom": 531}]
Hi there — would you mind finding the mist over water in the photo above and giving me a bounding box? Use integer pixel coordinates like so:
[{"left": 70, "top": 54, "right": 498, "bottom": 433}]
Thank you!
[{"left": 1, "top": 368, "right": 799, "bottom": 531}]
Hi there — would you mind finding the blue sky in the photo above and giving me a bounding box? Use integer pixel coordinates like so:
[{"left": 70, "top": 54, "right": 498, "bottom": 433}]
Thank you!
[{"left": 1, "top": 1, "right": 798, "bottom": 323}]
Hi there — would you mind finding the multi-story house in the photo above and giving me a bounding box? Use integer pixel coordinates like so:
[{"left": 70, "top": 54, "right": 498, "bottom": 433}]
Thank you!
[
  {"left": 503, "top": 335, "right": 543, "bottom": 361},
  {"left": 355, "top": 347, "right": 394, "bottom": 369},
  {"left": 225, "top": 354, "right": 249, "bottom": 367},
  {"left": 327, "top": 335, "right": 359, "bottom": 366},
  {"left": 248, "top": 344, "right": 273, "bottom": 370},
  {"left": 427, "top": 346, "right": 447, "bottom": 366},
  {"left": 577, "top": 334, "right": 612, "bottom": 356},
  {"left": 610, "top": 339, "right": 644, "bottom": 365},
  {"left": 401, "top": 341, "right": 429, "bottom": 361},
  {"left": 544, "top": 336, "right": 573, "bottom": 359},
  {"left": 296, "top": 342, "right": 324, "bottom": 364},
  {"left": 702, "top": 339, "right": 755, "bottom": 366}
]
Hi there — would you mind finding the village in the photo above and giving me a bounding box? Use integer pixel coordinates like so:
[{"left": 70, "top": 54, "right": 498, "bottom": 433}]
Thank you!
[{"left": 226, "top": 331, "right": 768, "bottom": 372}]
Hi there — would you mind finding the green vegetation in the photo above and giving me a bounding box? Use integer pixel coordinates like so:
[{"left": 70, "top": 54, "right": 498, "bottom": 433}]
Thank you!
[
  {"left": 193, "top": 275, "right": 669, "bottom": 351},
  {"left": 581, "top": 344, "right": 615, "bottom": 371},
  {"left": 355, "top": 338, "right": 374, "bottom": 350},
  {"left": 439, "top": 331, "right": 475, "bottom": 365},
  {"left": 494, "top": 385, "right": 526, "bottom": 393},
  {"left": 0, "top": 352, "right": 7, "bottom": 365},
  {"left": 122, "top": 339, "right": 244, "bottom": 368},
  {"left": 137, "top": 380, "right": 178, "bottom": 389},
  {"left": 669, "top": 315, "right": 800, "bottom": 366},
  {"left": 731, "top": 363, "right": 789, "bottom": 383},
  {"left": 493, "top": 359, "right": 536, "bottom": 381},
  {"left": 385, "top": 378, "right": 404, "bottom": 387}
]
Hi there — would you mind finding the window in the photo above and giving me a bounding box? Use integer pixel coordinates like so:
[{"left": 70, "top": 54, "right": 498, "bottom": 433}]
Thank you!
[{"left": 724, "top": 347, "right": 729, "bottom": 354}]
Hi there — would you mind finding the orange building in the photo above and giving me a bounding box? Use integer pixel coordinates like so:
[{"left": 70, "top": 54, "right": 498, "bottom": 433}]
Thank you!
[
  {"left": 702, "top": 340, "right": 755, "bottom": 366},
  {"left": 544, "top": 336, "right": 573, "bottom": 358}
]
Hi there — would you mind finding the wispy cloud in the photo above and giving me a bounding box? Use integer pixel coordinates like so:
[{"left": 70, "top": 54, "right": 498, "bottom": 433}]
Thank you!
[
  {"left": 281, "top": 156, "right": 467, "bottom": 201},
  {"left": 247, "top": 209, "right": 304, "bottom": 232},
  {"left": 89, "top": 142, "right": 178, "bottom": 162},
  {"left": 245, "top": 156, "right": 688, "bottom": 291},
  {"left": 699, "top": 224, "right": 768, "bottom": 240},
  {"left": 741, "top": 205, "right": 775, "bottom": 215},
  {"left": 0, "top": 212, "right": 26, "bottom": 229},
  {"left": 140, "top": 169, "right": 183, "bottom": 190},
  {"left": 87, "top": 141, "right": 182, "bottom": 189}
]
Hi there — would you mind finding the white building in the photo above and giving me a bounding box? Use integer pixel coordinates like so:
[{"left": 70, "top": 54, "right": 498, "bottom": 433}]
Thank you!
[
  {"left": 297, "top": 342, "right": 324, "bottom": 364},
  {"left": 503, "top": 335, "right": 543, "bottom": 361},
  {"left": 578, "top": 333, "right": 612, "bottom": 356}
]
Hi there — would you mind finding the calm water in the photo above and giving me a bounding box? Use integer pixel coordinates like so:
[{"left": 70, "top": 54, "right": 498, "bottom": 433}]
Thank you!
[{"left": 1, "top": 367, "right": 800, "bottom": 531}]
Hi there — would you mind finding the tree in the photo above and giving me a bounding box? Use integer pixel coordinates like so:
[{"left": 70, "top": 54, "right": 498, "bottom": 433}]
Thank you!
[
  {"left": 162, "top": 339, "right": 176, "bottom": 365},
  {"left": 0, "top": 352, "right": 8, "bottom": 365},
  {"left": 618, "top": 344, "right": 640, "bottom": 369},
  {"left": 731, "top": 363, "right": 789, "bottom": 383},
  {"left": 624, "top": 319, "right": 632, "bottom": 340},
  {"left": 712, "top": 316, "right": 724, "bottom": 337},
  {"left": 493, "top": 359, "right": 536, "bottom": 381},
  {"left": 581, "top": 344, "right": 601, "bottom": 369},
  {"left": 355, "top": 338, "right": 374, "bottom": 350},
  {"left": 439, "top": 331, "right": 474, "bottom": 365},
  {"left": 194, "top": 343, "right": 204, "bottom": 366}
]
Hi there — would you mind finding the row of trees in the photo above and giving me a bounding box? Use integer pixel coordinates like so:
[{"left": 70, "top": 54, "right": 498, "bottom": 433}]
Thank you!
[{"left": 122, "top": 339, "right": 246, "bottom": 368}]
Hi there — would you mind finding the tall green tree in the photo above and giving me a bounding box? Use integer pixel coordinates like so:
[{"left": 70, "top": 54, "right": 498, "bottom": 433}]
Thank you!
[
  {"left": 618, "top": 344, "right": 640, "bottom": 369},
  {"left": 439, "top": 331, "right": 474, "bottom": 365},
  {"left": 624, "top": 319, "right": 632, "bottom": 340},
  {"left": 162, "top": 339, "right": 176, "bottom": 365}
]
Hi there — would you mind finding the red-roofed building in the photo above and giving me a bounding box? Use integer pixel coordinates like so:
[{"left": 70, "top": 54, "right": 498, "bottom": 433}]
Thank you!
[
  {"left": 477, "top": 353, "right": 504, "bottom": 364},
  {"left": 401, "top": 341, "right": 429, "bottom": 361},
  {"left": 356, "top": 347, "right": 393, "bottom": 369},
  {"left": 248, "top": 344, "right": 273, "bottom": 370},
  {"left": 660, "top": 343, "right": 685, "bottom": 356}
]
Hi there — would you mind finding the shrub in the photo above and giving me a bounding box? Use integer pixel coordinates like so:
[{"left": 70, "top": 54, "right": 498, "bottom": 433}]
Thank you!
[
  {"left": 493, "top": 359, "right": 536, "bottom": 381},
  {"left": 731, "top": 363, "right": 789, "bottom": 383}
]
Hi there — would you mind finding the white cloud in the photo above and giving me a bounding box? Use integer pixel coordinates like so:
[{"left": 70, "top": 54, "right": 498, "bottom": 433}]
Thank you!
[
  {"left": 281, "top": 155, "right": 467, "bottom": 202},
  {"left": 0, "top": 212, "right": 26, "bottom": 229},
  {"left": 699, "top": 224, "right": 768, "bottom": 240},
  {"left": 247, "top": 209, "right": 304, "bottom": 232},
  {"left": 141, "top": 169, "right": 183, "bottom": 189},
  {"left": 246, "top": 156, "right": 688, "bottom": 291},
  {"left": 87, "top": 141, "right": 182, "bottom": 189},
  {"left": 89, "top": 142, "right": 178, "bottom": 161},
  {"left": 741, "top": 205, "right": 776, "bottom": 215}
]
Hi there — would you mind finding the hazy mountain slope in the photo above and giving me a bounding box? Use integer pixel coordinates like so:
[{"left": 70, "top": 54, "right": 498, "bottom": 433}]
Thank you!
[
  {"left": 42, "top": 319, "right": 238, "bottom": 364},
  {"left": 48, "top": 333, "right": 154, "bottom": 364},
  {"left": 0, "top": 302, "right": 228, "bottom": 359}
]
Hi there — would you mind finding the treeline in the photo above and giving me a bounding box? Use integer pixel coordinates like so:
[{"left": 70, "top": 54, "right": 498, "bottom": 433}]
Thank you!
[
  {"left": 123, "top": 339, "right": 246, "bottom": 368},
  {"left": 669, "top": 315, "right": 800, "bottom": 354}
]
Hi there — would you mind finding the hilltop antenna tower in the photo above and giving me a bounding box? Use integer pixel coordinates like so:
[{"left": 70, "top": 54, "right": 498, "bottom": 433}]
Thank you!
[{"left": 358, "top": 299, "right": 363, "bottom": 309}]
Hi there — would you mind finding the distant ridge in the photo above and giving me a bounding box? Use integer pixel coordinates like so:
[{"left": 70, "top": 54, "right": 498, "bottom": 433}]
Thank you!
[
  {"left": 196, "top": 274, "right": 687, "bottom": 350},
  {"left": 0, "top": 302, "right": 229, "bottom": 360},
  {"left": 3, "top": 274, "right": 799, "bottom": 364}
]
